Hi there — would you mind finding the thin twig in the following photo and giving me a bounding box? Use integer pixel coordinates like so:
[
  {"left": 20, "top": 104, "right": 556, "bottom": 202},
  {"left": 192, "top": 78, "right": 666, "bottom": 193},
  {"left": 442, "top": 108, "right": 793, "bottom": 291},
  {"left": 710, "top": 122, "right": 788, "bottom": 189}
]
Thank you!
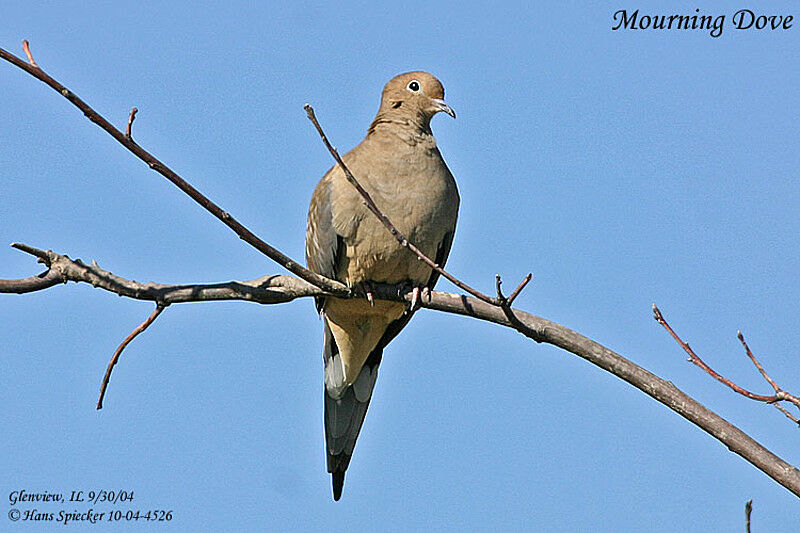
[
  {"left": 653, "top": 304, "right": 800, "bottom": 424},
  {"left": 653, "top": 304, "right": 775, "bottom": 401},
  {"left": 735, "top": 331, "right": 800, "bottom": 420},
  {"left": 97, "top": 303, "right": 167, "bottom": 409},
  {"left": 11, "top": 241, "right": 50, "bottom": 261},
  {"left": 495, "top": 275, "right": 504, "bottom": 301},
  {"left": 0, "top": 43, "right": 348, "bottom": 298},
  {"left": 22, "top": 40, "right": 37, "bottom": 68},
  {"left": 495, "top": 274, "right": 540, "bottom": 341},
  {"left": 772, "top": 403, "right": 800, "bottom": 425},
  {"left": 303, "top": 104, "right": 498, "bottom": 306},
  {"left": 745, "top": 499, "right": 752, "bottom": 533},
  {"left": 125, "top": 107, "right": 138, "bottom": 140},
  {"left": 507, "top": 273, "right": 532, "bottom": 306},
  {"left": 738, "top": 331, "right": 780, "bottom": 393}
]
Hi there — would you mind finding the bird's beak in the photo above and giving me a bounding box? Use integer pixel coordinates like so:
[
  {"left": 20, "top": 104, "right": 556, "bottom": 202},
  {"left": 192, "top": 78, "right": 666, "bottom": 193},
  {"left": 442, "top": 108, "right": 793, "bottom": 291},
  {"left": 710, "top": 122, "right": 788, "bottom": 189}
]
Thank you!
[{"left": 431, "top": 98, "right": 456, "bottom": 119}]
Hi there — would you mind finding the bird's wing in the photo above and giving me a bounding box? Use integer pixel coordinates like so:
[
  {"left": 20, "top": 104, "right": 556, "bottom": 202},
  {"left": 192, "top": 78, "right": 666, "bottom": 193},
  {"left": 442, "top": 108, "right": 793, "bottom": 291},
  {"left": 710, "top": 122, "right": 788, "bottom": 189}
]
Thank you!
[
  {"left": 324, "top": 229, "right": 455, "bottom": 500},
  {"left": 424, "top": 228, "right": 455, "bottom": 290},
  {"left": 306, "top": 171, "right": 345, "bottom": 313}
]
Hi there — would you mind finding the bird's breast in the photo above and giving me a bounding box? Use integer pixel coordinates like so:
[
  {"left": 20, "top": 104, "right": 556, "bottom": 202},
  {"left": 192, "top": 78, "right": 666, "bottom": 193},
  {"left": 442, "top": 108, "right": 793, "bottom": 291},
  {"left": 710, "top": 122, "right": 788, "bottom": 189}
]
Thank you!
[{"left": 338, "top": 148, "right": 457, "bottom": 286}]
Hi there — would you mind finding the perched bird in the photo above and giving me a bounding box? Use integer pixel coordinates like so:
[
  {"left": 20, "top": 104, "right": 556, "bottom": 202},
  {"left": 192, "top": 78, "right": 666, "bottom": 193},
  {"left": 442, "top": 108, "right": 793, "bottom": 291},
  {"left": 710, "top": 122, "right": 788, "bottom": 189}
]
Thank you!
[{"left": 305, "top": 71, "right": 459, "bottom": 500}]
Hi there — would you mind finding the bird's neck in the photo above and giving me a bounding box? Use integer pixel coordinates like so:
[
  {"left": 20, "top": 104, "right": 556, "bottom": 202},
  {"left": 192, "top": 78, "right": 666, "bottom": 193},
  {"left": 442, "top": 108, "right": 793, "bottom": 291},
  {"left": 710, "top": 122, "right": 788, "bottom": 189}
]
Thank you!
[{"left": 367, "top": 112, "right": 434, "bottom": 145}]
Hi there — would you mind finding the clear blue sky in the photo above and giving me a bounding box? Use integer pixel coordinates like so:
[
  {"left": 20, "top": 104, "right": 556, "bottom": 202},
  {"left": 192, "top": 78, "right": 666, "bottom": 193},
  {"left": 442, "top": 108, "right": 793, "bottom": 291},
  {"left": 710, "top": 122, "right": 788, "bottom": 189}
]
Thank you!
[{"left": 2, "top": 1, "right": 798, "bottom": 531}]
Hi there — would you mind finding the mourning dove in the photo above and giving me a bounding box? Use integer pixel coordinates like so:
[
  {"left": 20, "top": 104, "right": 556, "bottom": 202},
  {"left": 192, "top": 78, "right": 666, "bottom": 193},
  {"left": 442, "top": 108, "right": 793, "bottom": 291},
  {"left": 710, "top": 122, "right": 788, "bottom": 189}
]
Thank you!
[{"left": 305, "top": 71, "right": 459, "bottom": 500}]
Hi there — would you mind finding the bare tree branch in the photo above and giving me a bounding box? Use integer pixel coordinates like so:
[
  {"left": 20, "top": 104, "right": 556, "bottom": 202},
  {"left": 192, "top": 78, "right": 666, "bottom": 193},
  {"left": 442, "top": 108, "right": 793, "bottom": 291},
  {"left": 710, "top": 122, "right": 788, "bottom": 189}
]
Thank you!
[
  {"left": 1, "top": 243, "right": 323, "bottom": 304},
  {"left": 0, "top": 268, "right": 62, "bottom": 293},
  {"left": 0, "top": 43, "right": 348, "bottom": 298},
  {"left": 97, "top": 303, "right": 167, "bottom": 410},
  {"left": 2, "top": 42, "right": 800, "bottom": 499},
  {"left": 653, "top": 304, "right": 800, "bottom": 425},
  {"left": 3, "top": 242, "right": 800, "bottom": 496}
]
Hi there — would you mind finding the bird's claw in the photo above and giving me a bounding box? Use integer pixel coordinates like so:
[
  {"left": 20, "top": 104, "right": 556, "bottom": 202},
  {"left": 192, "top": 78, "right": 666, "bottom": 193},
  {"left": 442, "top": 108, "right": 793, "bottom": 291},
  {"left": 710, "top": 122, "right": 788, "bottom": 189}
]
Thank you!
[
  {"left": 406, "top": 284, "right": 429, "bottom": 313},
  {"left": 360, "top": 282, "right": 375, "bottom": 307},
  {"left": 409, "top": 286, "right": 420, "bottom": 312}
]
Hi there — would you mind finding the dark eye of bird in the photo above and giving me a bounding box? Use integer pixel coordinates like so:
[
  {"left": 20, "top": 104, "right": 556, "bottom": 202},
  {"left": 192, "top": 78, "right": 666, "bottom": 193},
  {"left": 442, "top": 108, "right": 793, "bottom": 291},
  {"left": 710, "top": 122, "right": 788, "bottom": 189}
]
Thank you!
[{"left": 407, "top": 81, "right": 420, "bottom": 92}]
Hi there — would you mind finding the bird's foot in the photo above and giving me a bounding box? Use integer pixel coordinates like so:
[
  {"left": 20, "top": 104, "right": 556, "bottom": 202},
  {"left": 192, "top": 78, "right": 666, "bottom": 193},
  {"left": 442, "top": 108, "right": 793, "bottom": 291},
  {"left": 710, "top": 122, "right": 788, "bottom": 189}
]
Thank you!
[{"left": 404, "top": 283, "right": 429, "bottom": 314}]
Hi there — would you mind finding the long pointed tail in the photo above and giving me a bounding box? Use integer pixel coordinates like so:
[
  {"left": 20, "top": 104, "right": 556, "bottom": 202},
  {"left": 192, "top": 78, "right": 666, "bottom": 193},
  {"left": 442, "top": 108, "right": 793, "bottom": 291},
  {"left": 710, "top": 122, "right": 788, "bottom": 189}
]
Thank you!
[{"left": 323, "top": 321, "right": 382, "bottom": 501}]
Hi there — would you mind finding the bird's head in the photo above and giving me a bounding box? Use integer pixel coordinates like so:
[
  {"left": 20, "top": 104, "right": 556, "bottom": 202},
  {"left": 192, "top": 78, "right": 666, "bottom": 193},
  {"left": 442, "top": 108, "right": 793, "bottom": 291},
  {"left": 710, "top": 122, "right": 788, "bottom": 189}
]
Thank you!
[{"left": 375, "top": 71, "right": 455, "bottom": 129}]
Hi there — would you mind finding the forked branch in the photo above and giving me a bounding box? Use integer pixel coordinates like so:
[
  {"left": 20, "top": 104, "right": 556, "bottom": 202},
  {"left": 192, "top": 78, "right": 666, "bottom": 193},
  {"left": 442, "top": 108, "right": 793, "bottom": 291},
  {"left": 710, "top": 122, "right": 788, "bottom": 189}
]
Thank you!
[{"left": 653, "top": 304, "right": 800, "bottom": 425}]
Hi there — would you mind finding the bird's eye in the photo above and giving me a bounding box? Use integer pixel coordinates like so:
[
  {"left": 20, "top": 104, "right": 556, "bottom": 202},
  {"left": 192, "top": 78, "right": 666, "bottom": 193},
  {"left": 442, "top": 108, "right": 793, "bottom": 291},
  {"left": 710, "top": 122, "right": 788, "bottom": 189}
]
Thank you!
[{"left": 407, "top": 80, "right": 420, "bottom": 92}]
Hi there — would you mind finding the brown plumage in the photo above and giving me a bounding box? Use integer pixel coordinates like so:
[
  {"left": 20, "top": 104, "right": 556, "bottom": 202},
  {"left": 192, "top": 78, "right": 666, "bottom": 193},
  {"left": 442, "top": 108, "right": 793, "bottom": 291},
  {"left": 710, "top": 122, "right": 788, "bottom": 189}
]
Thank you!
[{"left": 305, "top": 71, "right": 459, "bottom": 500}]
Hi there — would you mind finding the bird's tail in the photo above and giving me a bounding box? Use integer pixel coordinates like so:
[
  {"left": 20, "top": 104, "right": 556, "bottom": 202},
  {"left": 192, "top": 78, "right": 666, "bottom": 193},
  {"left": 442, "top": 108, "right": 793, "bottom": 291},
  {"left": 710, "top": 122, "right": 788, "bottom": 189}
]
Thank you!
[{"left": 323, "top": 320, "right": 381, "bottom": 501}]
